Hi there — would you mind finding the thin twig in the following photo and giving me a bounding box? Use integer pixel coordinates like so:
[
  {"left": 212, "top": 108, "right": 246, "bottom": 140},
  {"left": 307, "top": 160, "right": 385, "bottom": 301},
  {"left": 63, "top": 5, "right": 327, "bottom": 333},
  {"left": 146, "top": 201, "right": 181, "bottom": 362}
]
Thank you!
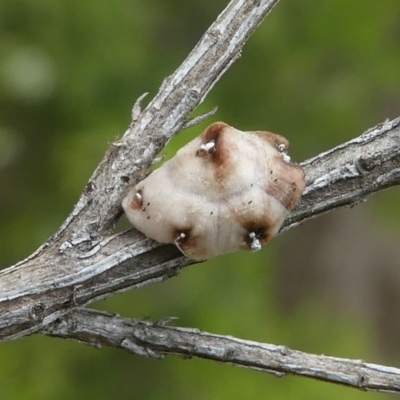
[
  {"left": 181, "top": 106, "right": 218, "bottom": 130},
  {"left": 45, "top": 308, "right": 400, "bottom": 394}
]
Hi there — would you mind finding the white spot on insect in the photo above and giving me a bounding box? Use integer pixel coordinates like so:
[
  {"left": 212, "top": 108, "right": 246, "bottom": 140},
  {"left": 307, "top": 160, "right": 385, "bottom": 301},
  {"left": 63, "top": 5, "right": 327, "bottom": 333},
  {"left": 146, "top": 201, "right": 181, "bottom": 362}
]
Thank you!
[
  {"left": 176, "top": 232, "right": 186, "bottom": 241},
  {"left": 277, "top": 143, "right": 291, "bottom": 163},
  {"left": 174, "top": 232, "right": 187, "bottom": 253},
  {"left": 122, "top": 122, "right": 306, "bottom": 260},
  {"left": 277, "top": 143, "right": 286, "bottom": 152},
  {"left": 135, "top": 192, "right": 142, "bottom": 202},
  {"left": 248, "top": 232, "right": 262, "bottom": 252},
  {"left": 199, "top": 141, "right": 215, "bottom": 152}
]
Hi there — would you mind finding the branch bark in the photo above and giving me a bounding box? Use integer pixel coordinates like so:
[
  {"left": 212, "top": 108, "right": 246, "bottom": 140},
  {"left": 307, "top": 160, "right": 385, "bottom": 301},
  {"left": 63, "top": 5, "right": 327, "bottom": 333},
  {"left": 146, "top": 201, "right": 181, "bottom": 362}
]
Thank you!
[
  {"left": 1, "top": 0, "right": 400, "bottom": 394},
  {"left": 44, "top": 308, "right": 400, "bottom": 394}
]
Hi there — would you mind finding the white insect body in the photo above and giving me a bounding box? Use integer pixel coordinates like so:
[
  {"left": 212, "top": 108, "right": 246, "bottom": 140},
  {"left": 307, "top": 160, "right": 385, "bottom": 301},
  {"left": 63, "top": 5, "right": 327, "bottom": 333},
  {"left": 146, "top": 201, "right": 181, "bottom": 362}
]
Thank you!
[{"left": 122, "top": 122, "right": 305, "bottom": 260}]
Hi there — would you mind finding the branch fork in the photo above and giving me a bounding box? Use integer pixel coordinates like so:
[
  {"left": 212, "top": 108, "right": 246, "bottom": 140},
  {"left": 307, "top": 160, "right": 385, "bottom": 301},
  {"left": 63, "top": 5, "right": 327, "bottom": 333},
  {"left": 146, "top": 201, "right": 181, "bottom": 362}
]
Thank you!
[{"left": 1, "top": 0, "right": 400, "bottom": 394}]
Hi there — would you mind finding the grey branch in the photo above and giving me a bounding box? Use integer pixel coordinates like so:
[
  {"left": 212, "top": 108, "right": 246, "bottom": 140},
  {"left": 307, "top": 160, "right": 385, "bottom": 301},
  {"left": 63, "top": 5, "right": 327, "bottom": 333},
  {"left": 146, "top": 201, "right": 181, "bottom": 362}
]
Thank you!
[
  {"left": 0, "top": 0, "right": 400, "bottom": 394},
  {"left": 44, "top": 308, "right": 400, "bottom": 394},
  {"left": 1, "top": 113, "right": 400, "bottom": 344},
  {"left": 282, "top": 117, "right": 400, "bottom": 231}
]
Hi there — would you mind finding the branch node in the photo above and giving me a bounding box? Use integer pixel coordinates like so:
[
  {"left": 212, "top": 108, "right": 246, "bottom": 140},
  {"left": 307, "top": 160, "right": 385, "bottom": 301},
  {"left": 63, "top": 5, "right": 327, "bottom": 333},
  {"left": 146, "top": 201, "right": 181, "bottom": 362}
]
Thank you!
[
  {"left": 357, "top": 373, "right": 368, "bottom": 389},
  {"left": 278, "top": 345, "right": 290, "bottom": 356},
  {"left": 130, "top": 92, "right": 149, "bottom": 124},
  {"left": 121, "top": 337, "right": 163, "bottom": 359},
  {"left": 355, "top": 156, "right": 378, "bottom": 174},
  {"left": 29, "top": 303, "right": 46, "bottom": 321},
  {"left": 155, "top": 316, "right": 179, "bottom": 327}
]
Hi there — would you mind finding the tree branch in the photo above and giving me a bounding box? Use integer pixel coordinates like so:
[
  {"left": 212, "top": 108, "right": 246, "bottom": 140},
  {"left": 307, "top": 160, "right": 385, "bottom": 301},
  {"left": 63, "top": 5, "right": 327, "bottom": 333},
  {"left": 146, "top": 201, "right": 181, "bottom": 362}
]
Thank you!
[
  {"left": 44, "top": 308, "right": 400, "bottom": 394},
  {"left": 1, "top": 0, "right": 400, "bottom": 392},
  {"left": 282, "top": 117, "right": 400, "bottom": 231},
  {"left": 1, "top": 115, "right": 399, "bottom": 343},
  {"left": 0, "top": 0, "right": 281, "bottom": 341}
]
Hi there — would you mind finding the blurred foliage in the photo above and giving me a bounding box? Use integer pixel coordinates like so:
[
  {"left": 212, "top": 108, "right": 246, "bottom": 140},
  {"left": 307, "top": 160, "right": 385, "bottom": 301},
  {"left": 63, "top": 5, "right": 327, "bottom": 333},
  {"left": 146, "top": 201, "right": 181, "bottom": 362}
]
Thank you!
[{"left": 1, "top": 0, "right": 400, "bottom": 399}]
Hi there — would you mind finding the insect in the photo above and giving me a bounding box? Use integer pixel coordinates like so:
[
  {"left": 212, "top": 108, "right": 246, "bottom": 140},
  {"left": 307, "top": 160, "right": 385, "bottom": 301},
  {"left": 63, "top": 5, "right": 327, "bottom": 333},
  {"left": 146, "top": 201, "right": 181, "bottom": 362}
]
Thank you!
[{"left": 122, "top": 122, "right": 305, "bottom": 260}]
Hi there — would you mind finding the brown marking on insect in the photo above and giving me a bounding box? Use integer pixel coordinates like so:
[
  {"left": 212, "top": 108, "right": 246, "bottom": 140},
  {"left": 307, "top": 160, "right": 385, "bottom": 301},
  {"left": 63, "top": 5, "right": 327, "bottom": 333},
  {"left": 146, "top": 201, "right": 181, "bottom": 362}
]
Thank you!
[
  {"left": 197, "top": 122, "right": 237, "bottom": 189},
  {"left": 225, "top": 197, "right": 274, "bottom": 248},
  {"left": 202, "top": 121, "right": 228, "bottom": 145},
  {"left": 127, "top": 189, "right": 143, "bottom": 210},
  {"left": 265, "top": 160, "right": 306, "bottom": 210},
  {"left": 242, "top": 224, "right": 271, "bottom": 250},
  {"left": 197, "top": 122, "right": 228, "bottom": 165},
  {"left": 254, "top": 131, "right": 289, "bottom": 152},
  {"left": 196, "top": 122, "right": 225, "bottom": 157},
  {"left": 265, "top": 180, "right": 297, "bottom": 210},
  {"left": 174, "top": 227, "right": 208, "bottom": 259}
]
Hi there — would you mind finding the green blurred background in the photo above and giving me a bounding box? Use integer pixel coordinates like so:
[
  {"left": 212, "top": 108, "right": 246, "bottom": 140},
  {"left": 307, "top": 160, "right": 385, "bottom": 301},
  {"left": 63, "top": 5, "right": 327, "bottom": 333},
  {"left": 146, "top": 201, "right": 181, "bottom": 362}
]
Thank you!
[{"left": 1, "top": 0, "right": 400, "bottom": 398}]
